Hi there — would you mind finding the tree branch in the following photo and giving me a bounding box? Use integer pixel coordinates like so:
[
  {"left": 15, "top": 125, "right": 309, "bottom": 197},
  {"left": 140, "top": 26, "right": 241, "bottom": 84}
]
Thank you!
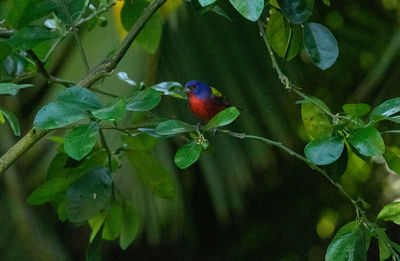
[{"left": 0, "top": 0, "right": 167, "bottom": 176}]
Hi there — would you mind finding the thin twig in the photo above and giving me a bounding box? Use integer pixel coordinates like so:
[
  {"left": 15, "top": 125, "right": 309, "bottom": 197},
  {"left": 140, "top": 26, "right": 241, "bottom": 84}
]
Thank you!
[
  {"left": 72, "top": 28, "right": 90, "bottom": 72},
  {"left": 92, "top": 88, "right": 119, "bottom": 97}
]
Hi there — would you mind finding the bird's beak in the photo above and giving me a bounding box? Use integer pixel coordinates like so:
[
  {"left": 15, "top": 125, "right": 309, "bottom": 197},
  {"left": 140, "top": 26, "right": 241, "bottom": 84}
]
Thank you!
[{"left": 183, "top": 86, "right": 190, "bottom": 93}]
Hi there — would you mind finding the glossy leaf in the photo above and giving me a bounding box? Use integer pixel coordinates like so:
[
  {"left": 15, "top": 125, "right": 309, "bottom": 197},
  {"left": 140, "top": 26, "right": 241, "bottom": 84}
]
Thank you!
[
  {"left": 34, "top": 102, "right": 87, "bottom": 129},
  {"left": 384, "top": 147, "right": 400, "bottom": 175},
  {"left": 119, "top": 202, "right": 140, "bottom": 250},
  {"left": 343, "top": 103, "right": 371, "bottom": 117},
  {"left": 91, "top": 98, "right": 126, "bottom": 122},
  {"left": 204, "top": 107, "right": 240, "bottom": 130},
  {"left": 228, "top": 0, "right": 264, "bottom": 22},
  {"left": 266, "top": 10, "right": 303, "bottom": 61},
  {"left": 27, "top": 178, "right": 72, "bottom": 205},
  {"left": 377, "top": 202, "right": 400, "bottom": 225},
  {"left": 325, "top": 221, "right": 367, "bottom": 261},
  {"left": 322, "top": 145, "right": 348, "bottom": 182},
  {"left": 199, "top": 0, "right": 217, "bottom": 7},
  {"left": 379, "top": 237, "right": 391, "bottom": 261},
  {"left": 174, "top": 141, "right": 202, "bottom": 169},
  {"left": 155, "top": 120, "right": 195, "bottom": 136},
  {"left": 64, "top": 123, "right": 99, "bottom": 161},
  {"left": 0, "top": 83, "right": 33, "bottom": 95},
  {"left": 102, "top": 202, "right": 123, "bottom": 240},
  {"left": 301, "top": 98, "right": 332, "bottom": 139},
  {"left": 348, "top": 126, "right": 385, "bottom": 156},
  {"left": 303, "top": 22, "right": 339, "bottom": 70},
  {"left": 7, "top": 26, "right": 58, "bottom": 50},
  {"left": 151, "top": 82, "right": 187, "bottom": 99},
  {"left": 304, "top": 136, "right": 344, "bottom": 165},
  {"left": 277, "top": 0, "right": 313, "bottom": 24},
  {"left": 0, "top": 107, "right": 21, "bottom": 136},
  {"left": 121, "top": 0, "right": 162, "bottom": 53},
  {"left": 117, "top": 72, "right": 137, "bottom": 86},
  {"left": 66, "top": 167, "right": 113, "bottom": 222},
  {"left": 370, "top": 97, "right": 400, "bottom": 122},
  {"left": 125, "top": 150, "right": 176, "bottom": 200},
  {"left": 57, "top": 87, "right": 103, "bottom": 112},
  {"left": 126, "top": 88, "right": 161, "bottom": 112},
  {"left": 121, "top": 134, "right": 158, "bottom": 151}
]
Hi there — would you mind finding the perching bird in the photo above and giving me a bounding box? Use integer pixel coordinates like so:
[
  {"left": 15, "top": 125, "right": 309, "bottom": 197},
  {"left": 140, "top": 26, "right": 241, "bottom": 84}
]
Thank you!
[{"left": 184, "top": 80, "right": 231, "bottom": 121}]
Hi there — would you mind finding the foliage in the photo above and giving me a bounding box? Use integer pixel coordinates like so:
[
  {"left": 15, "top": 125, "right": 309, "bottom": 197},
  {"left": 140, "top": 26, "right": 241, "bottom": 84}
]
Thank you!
[{"left": 1, "top": 0, "right": 400, "bottom": 260}]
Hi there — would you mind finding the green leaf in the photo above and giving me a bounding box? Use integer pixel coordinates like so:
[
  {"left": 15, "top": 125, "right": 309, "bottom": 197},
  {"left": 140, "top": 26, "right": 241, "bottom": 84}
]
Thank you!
[
  {"left": 54, "top": 0, "right": 86, "bottom": 25},
  {"left": 9, "top": 0, "right": 58, "bottom": 28},
  {"left": 27, "top": 178, "right": 72, "bottom": 205},
  {"left": 64, "top": 123, "right": 99, "bottom": 161},
  {"left": 154, "top": 120, "right": 195, "bottom": 136},
  {"left": 322, "top": 0, "right": 330, "bottom": 6},
  {"left": 377, "top": 202, "right": 400, "bottom": 225},
  {"left": 322, "top": 145, "right": 348, "bottom": 182},
  {"left": 301, "top": 98, "right": 332, "bottom": 139},
  {"left": 0, "top": 110, "right": 4, "bottom": 124},
  {"left": 199, "top": 0, "right": 217, "bottom": 7},
  {"left": 119, "top": 202, "right": 140, "bottom": 250},
  {"left": 266, "top": 10, "right": 303, "bottom": 61},
  {"left": 125, "top": 150, "right": 176, "bottom": 200},
  {"left": 121, "top": 0, "right": 162, "bottom": 53},
  {"left": 88, "top": 212, "right": 107, "bottom": 243},
  {"left": 85, "top": 231, "right": 102, "bottom": 261},
  {"left": 151, "top": 82, "right": 187, "bottom": 99},
  {"left": 325, "top": 221, "right": 367, "bottom": 261},
  {"left": 34, "top": 102, "right": 87, "bottom": 130},
  {"left": 277, "top": 0, "right": 313, "bottom": 24},
  {"left": 91, "top": 98, "right": 126, "bottom": 122},
  {"left": 121, "top": 134, "right": 158, "bottom": 151},
  {"left": 66, "top": 167, "right": 113, "bottom": 223},
  {"left": 204, "top": 107, "right": 240, "bottom": 130},
  {"left": 304, "top": 136, "right": 344, "bottom": 165},
  {"left": 0, "top": 107, "right": 21, "bottom": 136},
  {"left": 57, "top": 86, "right": 103, "bottom": 112},
  {"left": 348, "top": 126, "right": 385, "bottom": 156},
  {"left": 57, "top": 201, "right": 68, "bottom": 222},
  {"left": 126, "top": 88, "right": 161, "bottom": 112},
  {"left": 379, "top": 238, "right": 392, "bottom": 261},
  {"left": 0, "top": 40, "right": 12, "bottom": 62},
  {"left": 102, "top": 202, "right": 123, "bottom": 240},
  {"left": 0, "top": 83, "right": 33, "bottom": 95},
  {"left": 228, "top": 0, "right": 265, "bottom": 22},
  {"left": 7, "top": 26, "right": 58, "bottom": 50},
  {"left": 34, "top": 87, "right": 102, "bottom": 129},
  {"left": 384, "top": 147, "right": 400, "bottom": 175},
  {"left": 174, "top": 141, "right": 202, "bottom": 169},
  {"left": 370, "top": 97, "right": 400, "bottom": 122},
  {"left": 343, "top": 103, "right": 371, "bottom": 117},
  {"left": 303, "top": 22, "right": 339, "bottom": 70},
  {"left": 117, "top": 72, "right": 137, "bottom": 86}
]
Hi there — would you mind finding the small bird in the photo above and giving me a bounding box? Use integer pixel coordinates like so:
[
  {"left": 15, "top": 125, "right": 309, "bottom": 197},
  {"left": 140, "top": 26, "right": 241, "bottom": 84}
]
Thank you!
[{"left": 184, "top": 80, "right": 231, "bottom": 121}]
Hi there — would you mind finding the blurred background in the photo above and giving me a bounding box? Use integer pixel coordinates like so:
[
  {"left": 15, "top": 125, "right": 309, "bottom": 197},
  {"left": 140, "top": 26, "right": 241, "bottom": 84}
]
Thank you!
[{"left": 1, "top": 0, "right": 400, "bottom": 260}]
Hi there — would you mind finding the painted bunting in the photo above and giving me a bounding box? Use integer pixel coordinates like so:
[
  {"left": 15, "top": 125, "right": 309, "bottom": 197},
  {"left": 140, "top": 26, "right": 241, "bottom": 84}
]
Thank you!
[{"left": 184, "top": 80, "right": 231, "bottom": 120}]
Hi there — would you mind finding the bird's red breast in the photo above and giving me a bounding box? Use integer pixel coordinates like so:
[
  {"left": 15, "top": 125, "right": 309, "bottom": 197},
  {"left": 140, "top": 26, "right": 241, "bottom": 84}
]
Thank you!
[{"left": 189, "top": 93, "right": 230, "bottom": 120}]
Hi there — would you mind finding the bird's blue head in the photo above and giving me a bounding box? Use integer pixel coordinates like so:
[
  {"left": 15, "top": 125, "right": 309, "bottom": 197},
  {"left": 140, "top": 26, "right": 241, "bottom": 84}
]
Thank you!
[{"left": 184, "top": 80, "right": 212, "bottom": 99}]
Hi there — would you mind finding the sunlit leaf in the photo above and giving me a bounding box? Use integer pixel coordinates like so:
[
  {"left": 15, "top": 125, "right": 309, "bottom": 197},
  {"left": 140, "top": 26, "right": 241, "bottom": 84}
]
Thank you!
[
  {"left": 102, "top": 202, "right": 122, "bottom": 240},
  {"left": 91, "top": 98, "right": 126, "bottom": 122},
  {"left": 266, "top": 10, "right": 303, "bottom": 61},
  {"left": 377, "top": 202, "right": 400, "bottom": 225},
  {"left": 384, "top": 147, "right": 400, "bottom": 175},
  {"left": 343, "top": 103, "right": 371, "bottom": 117},
  {"left": 0, "top": 106, "right": 21, "bottom": 136},
  {"left": 151, "top": 82, "right": 186, "bottom": 99},
  {"left": 88, "top": 211, "right": 107, "bottom": 243},
  {"left": 301, "top": 98, "right": 332, "bottom": 139},
  {"left": 370, "top": 97, "right": 400, "bottom": 123}
]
